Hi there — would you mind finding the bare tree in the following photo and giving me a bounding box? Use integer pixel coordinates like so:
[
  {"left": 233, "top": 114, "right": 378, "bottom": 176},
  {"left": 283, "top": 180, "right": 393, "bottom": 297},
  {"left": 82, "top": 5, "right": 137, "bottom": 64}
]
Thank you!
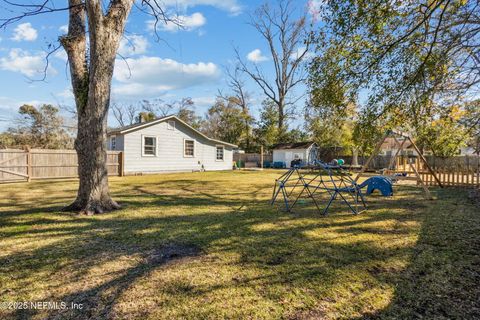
[
  {"left": 140, "top": 98, "right": 173, "bottom": 117},
  {"left": 219, "top": 66, "right": 254, "bottom": 150},
  {"left": 236, "top": 0, "right": 311, "bottom": 137},
  {"left": 1, "top": 0, "right": 171, "bottom": 214},
  {"left": 111, "top": 102, "right": 140, "bottom": 127}
]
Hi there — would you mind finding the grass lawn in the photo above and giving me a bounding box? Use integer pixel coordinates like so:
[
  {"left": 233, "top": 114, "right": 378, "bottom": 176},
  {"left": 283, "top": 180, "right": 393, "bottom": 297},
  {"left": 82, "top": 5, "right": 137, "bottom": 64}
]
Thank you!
[{"left": 0, "top": 170, "right": 479, "bottom": 319}]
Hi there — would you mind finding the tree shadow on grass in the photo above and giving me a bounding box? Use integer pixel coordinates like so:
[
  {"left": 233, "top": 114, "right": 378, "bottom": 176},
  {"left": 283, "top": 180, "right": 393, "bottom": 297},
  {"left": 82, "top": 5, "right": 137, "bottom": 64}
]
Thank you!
[
  {"left": 14, "top": 243, "right": 202, "bottom": 320},
  {"left": 1, "top": 181, "right": 478, "bottom": 319},
  {"left": 352, "top": 187, "right": 480, "bottom": 320}
]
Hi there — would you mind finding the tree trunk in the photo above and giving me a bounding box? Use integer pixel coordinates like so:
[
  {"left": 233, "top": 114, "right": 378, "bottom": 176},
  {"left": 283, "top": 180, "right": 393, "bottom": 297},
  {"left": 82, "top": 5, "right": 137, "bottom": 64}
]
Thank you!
[
  {"left": 277, "top": 98, "right": 286, "bottom": 141},
  {"left": 64, "top": 85, "right": 120, "bottom": 215},
  {"left": 352, "top": 148, "right": 359, "bottom": 166},
  {"left": 63, "top": 0, "right": 132, "bottom": 214}
]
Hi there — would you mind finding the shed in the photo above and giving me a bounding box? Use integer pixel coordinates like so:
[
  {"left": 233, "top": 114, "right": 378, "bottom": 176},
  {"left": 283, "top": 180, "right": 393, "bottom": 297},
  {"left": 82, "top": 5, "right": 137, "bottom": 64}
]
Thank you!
[
  {"left": 107, "top": 115, "right": 237, "bottom": 174},
  {"left": 272, "top": 141, "right": 318, "bottom": 168}
]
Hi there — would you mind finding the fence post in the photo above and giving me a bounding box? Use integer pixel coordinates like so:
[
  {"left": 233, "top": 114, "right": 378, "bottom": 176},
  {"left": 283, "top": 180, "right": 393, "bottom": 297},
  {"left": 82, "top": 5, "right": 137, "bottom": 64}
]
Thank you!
[
  {"left": 25, "top": 146, "right": 32, "bottom": 182},
  {"left": 119, "top": 151, "right": 125, "bottom": 177},
  {"left": 260, "top": 146, "right": 264, "bottom": 169}
]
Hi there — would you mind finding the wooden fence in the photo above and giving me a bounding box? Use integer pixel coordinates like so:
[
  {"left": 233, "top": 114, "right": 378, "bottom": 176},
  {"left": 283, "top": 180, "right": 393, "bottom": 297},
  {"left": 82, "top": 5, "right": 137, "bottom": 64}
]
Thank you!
[
  {"left": 346, "top": 155, "right": 480, "bottom": 188},
  {"left": 0, "top": 149, "right": 123, "bottom": 183},
  {"left": 419, "top": 171, "right": 480, "bottom": 187},
  {"left": 233, "top": 153, "right": 273, "bottom": 167}
]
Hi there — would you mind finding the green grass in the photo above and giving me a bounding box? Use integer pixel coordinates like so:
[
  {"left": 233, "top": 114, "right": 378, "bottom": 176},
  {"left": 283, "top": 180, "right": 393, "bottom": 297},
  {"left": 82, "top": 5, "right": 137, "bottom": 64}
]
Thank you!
[{"left": 0, "top": 170, "right": 479, "bottom": 319}]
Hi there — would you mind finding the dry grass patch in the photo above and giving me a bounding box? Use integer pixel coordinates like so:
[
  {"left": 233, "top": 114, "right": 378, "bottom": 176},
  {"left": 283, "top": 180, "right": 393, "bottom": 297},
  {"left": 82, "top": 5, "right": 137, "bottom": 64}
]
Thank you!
[{"left": 0, "top": 170, "right": 479, "bottom": 319}]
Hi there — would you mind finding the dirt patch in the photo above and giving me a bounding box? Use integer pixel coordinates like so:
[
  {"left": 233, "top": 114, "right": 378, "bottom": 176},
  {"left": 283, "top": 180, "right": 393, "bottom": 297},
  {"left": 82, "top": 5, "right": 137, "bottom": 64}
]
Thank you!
[{"left": 146, "top": 243, "right": 203, "bottom": 265}]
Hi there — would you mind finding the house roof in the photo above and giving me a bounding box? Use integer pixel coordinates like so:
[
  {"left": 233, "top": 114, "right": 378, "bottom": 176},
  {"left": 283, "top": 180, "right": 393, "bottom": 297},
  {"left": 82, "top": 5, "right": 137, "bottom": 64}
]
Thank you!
[
  {"left": 380, "top": 137, "right": 414, "bottom": 150},
  {"left": 107, "top": 115, "right": 238, "bottom": 148},
  {"left": 272, "top": 141, "right": 316, "bottom": 150}
]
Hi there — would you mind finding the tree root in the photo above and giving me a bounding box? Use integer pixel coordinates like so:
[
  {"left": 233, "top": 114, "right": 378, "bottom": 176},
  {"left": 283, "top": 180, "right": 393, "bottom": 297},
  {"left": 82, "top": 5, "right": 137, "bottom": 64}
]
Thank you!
[{"left": 62, "top": 198, "right": 121, "bottom": 215}]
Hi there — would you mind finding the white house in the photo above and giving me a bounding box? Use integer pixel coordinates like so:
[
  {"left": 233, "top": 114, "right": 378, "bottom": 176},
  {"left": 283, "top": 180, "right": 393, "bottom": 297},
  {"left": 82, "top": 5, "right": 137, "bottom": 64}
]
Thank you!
[
  {"left": 272, "top": 142, "right": 318, "bottom": 168},
  {"left": 107, "top": 115, "right": 236, "bottom": 174}
]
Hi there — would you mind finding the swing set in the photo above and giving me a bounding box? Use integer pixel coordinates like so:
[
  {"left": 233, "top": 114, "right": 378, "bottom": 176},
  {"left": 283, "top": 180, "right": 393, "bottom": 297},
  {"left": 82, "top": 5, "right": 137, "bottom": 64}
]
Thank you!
[{"left": 270, "top": 130, "right": 442, "bottom": 215}]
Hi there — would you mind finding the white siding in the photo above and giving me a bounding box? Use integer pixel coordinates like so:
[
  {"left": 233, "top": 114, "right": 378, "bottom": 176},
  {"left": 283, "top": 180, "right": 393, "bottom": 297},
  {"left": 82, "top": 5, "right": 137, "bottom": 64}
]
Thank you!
[
  {"left": 107, "top": 135, "right": 124, "bottom": 151},
  {"left": 122, "top": 119, "right": 233, "bottom": 173},
  {"left": 273, "top": 148, "right": 308, "bottom": 168}
]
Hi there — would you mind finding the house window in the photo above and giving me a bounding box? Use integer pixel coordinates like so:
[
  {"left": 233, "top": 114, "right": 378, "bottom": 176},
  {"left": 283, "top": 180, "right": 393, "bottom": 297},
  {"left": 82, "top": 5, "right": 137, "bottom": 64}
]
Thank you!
[
  {"left": 216, "top": 146, "right": 224, "bottom": 161},
  {"left": 184, "top": 140, "right": 195, "bottom": 157},
  {"left": 143, "top": 136, "right": 156, "bottom": 156},
  {"left": 111, "top": 136, "right": 116, "bottom": 150},
  {"left": 167, "top": 120, "right": 175, "bottom": 130}
]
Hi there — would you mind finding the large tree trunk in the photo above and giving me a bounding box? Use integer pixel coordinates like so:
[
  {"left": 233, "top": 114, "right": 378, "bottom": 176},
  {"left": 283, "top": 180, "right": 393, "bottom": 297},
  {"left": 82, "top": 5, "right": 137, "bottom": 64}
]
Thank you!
[
  {"left": 352, "top": 148, "right": 359, "bottom": 166},
  {"left": 62, "top": 0, "right": 132, "bottom": 214},
  {"left": 65, "top": 79, "right": 119, "bottom": 214},
  {"left": 277, "top": 98, "right": 286, "bottom": 141}
]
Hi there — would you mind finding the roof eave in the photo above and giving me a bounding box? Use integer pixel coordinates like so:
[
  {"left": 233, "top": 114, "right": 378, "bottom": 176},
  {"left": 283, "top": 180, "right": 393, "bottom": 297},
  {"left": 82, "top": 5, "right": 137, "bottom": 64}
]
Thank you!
[{"left": 109, "top": 115, "right": 237, "bottom": 148}]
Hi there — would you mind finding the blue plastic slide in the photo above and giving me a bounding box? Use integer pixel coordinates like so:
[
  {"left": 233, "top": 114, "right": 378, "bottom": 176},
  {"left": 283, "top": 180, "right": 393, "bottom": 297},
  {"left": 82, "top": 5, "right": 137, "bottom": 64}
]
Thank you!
[{"left": 359, "top": 176, "right": 393, "bottom": 196}]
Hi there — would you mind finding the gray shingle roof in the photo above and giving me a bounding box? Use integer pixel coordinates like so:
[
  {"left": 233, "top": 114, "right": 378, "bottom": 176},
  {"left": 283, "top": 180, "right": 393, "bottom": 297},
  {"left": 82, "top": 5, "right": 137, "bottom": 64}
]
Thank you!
[{"left": 272, "top": 141, "right": 316, "bottom": 150}]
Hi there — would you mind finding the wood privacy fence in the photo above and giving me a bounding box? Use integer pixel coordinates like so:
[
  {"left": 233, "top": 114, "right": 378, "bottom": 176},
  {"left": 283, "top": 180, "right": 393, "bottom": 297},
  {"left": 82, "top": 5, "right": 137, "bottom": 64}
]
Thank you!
[
  {"left": 0, "top": 149, "right": 123, "bottom": 183},
  {"left": 233, "top": 153, "right": 273, "bottom": 167}
]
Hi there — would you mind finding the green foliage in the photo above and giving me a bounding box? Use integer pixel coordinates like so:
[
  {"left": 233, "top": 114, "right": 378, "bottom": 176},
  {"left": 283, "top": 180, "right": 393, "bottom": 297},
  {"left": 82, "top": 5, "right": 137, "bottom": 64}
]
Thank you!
[
  {"left": 308, "top": 0, "right": 478, "bottom": 156},
  {"left": 282, "top": 128, "right": 309, "bottom": 144},
  {"left": 137, "top": 111, "right": 156, "bottom": 123},
  {"left": 307, "top": 52, "right": 360, "bottom": 154},
  {"left": 0, "top": 104, "right": 73, "bottom": 149},
  {"left": 416, "top": 105, "right": 469, "bottom": 157},
  {"left": 253, "top": 99, "right": 280, "bottom": 149},
  {"left": 202, "top": 97, "right": 248, "bottom": 145},
  {"left": 252, "top": 99, "right": 309, "bottom": 149},
  {"left": 176, "top": 98, "right": 204, "bottom": 130},
  {"left": 352, "top": 108, "right": 385, "bottom": 155}
]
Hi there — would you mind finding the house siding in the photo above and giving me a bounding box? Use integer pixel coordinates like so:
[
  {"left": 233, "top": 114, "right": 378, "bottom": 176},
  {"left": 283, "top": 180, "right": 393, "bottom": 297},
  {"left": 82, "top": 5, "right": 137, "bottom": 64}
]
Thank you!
[
  {"left": 117, "top": 119, "right": 233, "bottom": 173},
  {"left": 108, "top": 134, "right": 124, "bottom": 151},
  {"left": 273, "top": 148, "right": 309, "bottom": 168}
]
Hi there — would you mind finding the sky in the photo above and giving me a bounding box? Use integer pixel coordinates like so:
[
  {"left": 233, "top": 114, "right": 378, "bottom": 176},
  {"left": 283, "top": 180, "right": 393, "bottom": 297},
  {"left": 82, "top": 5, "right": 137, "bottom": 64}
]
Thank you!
[{"left": 0, "top": 0, "right": 320, "bottom": 131}]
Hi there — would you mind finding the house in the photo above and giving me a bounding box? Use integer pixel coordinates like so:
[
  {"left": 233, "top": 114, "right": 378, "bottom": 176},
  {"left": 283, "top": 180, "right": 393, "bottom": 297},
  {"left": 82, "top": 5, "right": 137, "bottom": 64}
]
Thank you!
[
  {"left": 378, "top": 137, "right": 419, "bottom": 156},
  {"left": 107, "top": 115, "right": 236, "bottom": 174},
  {"left": 272, "top": 141, "right": 318, "bottom": 168},
  {"left": 460, "top": 146, "right": 478, "bottom": 155}
]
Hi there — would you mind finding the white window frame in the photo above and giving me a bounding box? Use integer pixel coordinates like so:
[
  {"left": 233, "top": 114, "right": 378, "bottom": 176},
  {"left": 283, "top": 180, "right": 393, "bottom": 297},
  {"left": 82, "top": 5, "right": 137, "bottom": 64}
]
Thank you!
[
  {"left": 184, "top": 139, "right": 195, "bottom": 157},
  {"left": 167, "top": 120, "right": 175, "bottom": 130},
  {"left": 110, "top": 135, "right": 116, "bottom": 150},
  {"left": 142, "top": 135, "right": 157, "bottom": 157},
  {"left": 215, "top": 145, "right": 224, "bottom": 161}
]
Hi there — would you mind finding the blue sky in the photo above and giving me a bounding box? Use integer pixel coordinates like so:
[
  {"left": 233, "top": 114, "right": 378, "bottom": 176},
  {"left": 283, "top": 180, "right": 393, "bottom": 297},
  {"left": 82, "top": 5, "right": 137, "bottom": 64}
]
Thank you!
[{"left": 0, "top": 0, "right": 319, "bottom": 131}]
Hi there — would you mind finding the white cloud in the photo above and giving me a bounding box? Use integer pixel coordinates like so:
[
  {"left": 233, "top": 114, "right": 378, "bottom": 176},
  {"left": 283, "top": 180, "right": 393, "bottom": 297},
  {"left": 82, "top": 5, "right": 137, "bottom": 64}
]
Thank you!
[
  {"left": 0, "top": 96, "right": 20, "bottom": 112},
  {"left": 59, "top": 25, "right": 68, "bottom": 33},
  {"left": 54, "top": 48, "right": 68, "bottom": 61},
  {"left": 0, "top": 97, "right": 50, "bottom": 113},
  {"left": 247, "top": 49, "right": 269, "bottom": 63},
  {"left": 192, "top": 96, "right": 216, "bottom": 108},
  {"left": 57, "top": 88, "right": 74, "bottom": 99},
  {"left": 118, "top": 35, "right": 148, "bottom": 56},
  {"left": 308, "top": 0, "right": 325, "bottom": 21},
  {"left": 12, "top": 23, "right": 38, "bottom": 42},
  {"left": 291, "top": 47, "right": 315, "bottom": 60},
  {"left": 113, "top": 56, "right": 220, "bottom": 97},
  {"left": 0, "top": 48, "right": 55, "bottom": 77},
  {"left": 160, "top": 0, "right": 242, "bottom": 15},
  {"left": 148, "top": 12, "right": 206, "bottom": 33}
]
